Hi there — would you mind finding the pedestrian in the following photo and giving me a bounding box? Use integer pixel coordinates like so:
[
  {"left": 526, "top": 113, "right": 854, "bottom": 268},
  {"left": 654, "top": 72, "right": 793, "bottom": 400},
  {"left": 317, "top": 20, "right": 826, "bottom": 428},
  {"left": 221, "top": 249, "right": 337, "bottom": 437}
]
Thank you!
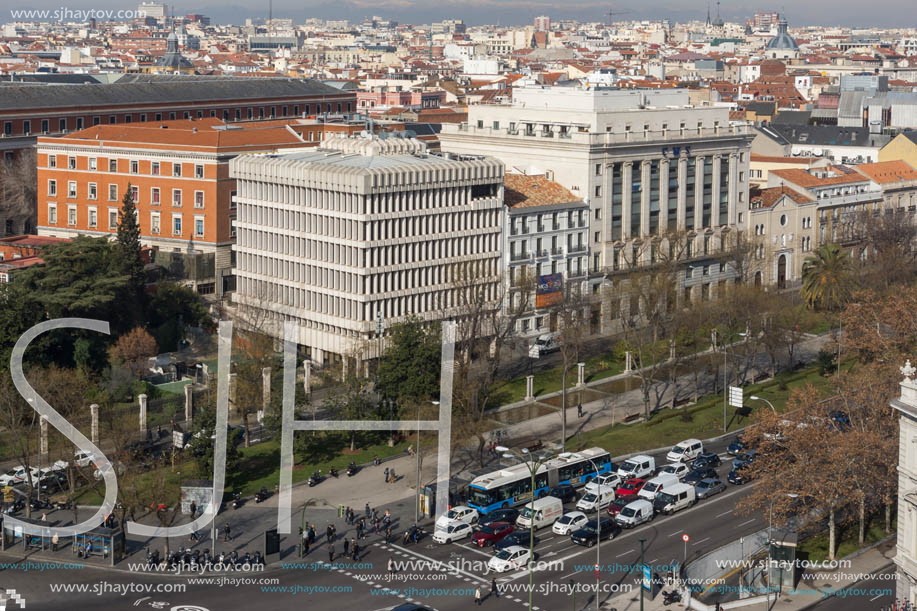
[
  {"left": 345, "top": 506, "right": 352, "bottom": 525},
  {"left": 343, "top": 537, "right": 350, "bottom": 556},
  {"left": 328, "top": 542, "right": 334, "bottom": 563},
  {"left": 577, "top": 402, "right": 583, "bottom": 418},
  {"left": 308, "top": 524, "right": 316, "bottom": 544},
  {"left": 491, "top": 577, "right": 500, "bottom": 599},
  {"left": 51, "top": 533, "right": 58, "bottom": 552},
  {"left": 389, "top": 467, "right": 396, "bottom": 483},
  {"left": 303, "top": 536, "right": 310, "bottom": 555},
  {"left": 373, "top": 455, "right": 380, "bottom": 466},
  {"left": 365, "top": 503, "right": 371, "bottom": 518},
  {"left": 190, "top": 501, "right": 197, "bottom": 517},
  {"left": 388, "top": 556, "right": 395, "bottom": 576},
  {"left": 407, "top": 444, "right": 414, "bottom": 457},
  {"left": 190, "top": 530, "right": 199, "bottom": 543},
  {"left": 475, "top": 587, "right": 482, "bottom": 606},
  {"left": 384, "top": 467, "right": 389, "bottom": 483},
  {"left": 356, "top": 520, "right": 364, "bottom": 540},
  {"left": 385, "top": 525, "right": 392, "bottom": 543},
  {"left": 351, "top": 539, "right": 359, "bottom": 561},
  {"left": 40, "top": 512, "right": 47, "bottom": 522},
  {"left": 223, "top": 521, "right": 231, "bottom": 542},
  {"left": 372, "top": 507, "right": 378, "bottom": 521}
]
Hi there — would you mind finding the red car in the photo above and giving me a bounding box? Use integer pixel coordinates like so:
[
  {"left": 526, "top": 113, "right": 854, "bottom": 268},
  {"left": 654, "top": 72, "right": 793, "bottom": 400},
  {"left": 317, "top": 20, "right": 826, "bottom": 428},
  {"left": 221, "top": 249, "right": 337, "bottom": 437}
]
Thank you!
[
  {"left": 615, "top": 478, "right": 646, "bottom": 497},
  {"left": 607, "top": 497, "right": 630, "bottom": 517},
  {"left": 471, "top": 521, "right": 514, "bottom": 547}
]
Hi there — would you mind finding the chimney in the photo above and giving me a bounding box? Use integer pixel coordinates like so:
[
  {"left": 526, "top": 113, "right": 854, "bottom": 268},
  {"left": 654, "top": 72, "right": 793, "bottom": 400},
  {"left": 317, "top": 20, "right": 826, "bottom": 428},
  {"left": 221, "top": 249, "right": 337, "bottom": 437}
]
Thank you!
[{"left": 193, "top": 127, "right": 197, "bottom": 133}]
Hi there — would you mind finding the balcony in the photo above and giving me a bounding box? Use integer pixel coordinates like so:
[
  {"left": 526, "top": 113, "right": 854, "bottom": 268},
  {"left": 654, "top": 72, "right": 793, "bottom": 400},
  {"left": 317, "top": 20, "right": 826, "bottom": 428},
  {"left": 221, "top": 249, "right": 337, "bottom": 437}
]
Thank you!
[
  {"left": 537, "top": 224, "right": 545, "bottom": 233},
  {"left": 568, "top": 244, "right": 587, "bottom": 254},
  {"left": 536, "top": 249, "right": 549, "bottom": 258},
  {"left": 551, "top": 246, "right": 564, "bottom": 256},
  {"left": 510, "top": 252, "right": 532, "bottom": 262}
]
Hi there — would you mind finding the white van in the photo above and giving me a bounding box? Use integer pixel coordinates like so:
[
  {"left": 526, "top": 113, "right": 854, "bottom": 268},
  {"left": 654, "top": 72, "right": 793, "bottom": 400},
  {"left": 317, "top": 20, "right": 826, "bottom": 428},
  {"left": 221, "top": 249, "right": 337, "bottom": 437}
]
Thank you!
[
  {"left": 516, "top": 496, "right": 564, "bottom": 530},
  {"left": 615, "top": 499, "right": 655, "bottom": 528},
  {"left": 617, "top": 455, "right": 656, "bottom": 480},
  {"left": 576, "top": 486, "right": 615, "bottom": 512},
  {"left": 666, "top": 439, "right": 704, "bottom": 463},
  {"left": 652, "top": 482, "right": 696, "bottom": 515},
  {"left": 638, "top": 473, "right": 680, "bottom": 502},
  {"left": 528, "top": 334, "right": 560, "bottom": 358}
]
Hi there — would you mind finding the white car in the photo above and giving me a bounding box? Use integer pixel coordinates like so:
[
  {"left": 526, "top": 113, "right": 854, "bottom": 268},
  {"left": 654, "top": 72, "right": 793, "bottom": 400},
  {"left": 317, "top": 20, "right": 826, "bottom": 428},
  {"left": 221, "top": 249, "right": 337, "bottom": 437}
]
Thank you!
[
  {"left": 432, "top": 521, "right": 473, "bottom": 544},
  {"left": 74, "top": 451, "right": 96, "bottom": 468},
  {"left": 487, "top": 545, "right": 532, "bottom": 573},
  {"left": 435, "top": 505, "right": 478, "bottom": 530},
  {"left": 658, "top": 462, "right": 690, "bottom": 480},
  {"left": 584, "top": 473, "right": 621, "bottom": 492},
  {"left": 0, "top": 466, "right": 40, "bottom": 486},
  {"left": 552, "top": 511, "right": 588, "bottom": 535}
]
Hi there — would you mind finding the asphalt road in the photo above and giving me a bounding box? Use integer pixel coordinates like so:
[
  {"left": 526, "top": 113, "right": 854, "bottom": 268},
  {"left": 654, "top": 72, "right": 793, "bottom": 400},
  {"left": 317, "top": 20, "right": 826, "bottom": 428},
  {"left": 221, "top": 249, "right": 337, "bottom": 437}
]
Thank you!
[{"left": 807, "top": 565, "right": 897, "bottom": 611}]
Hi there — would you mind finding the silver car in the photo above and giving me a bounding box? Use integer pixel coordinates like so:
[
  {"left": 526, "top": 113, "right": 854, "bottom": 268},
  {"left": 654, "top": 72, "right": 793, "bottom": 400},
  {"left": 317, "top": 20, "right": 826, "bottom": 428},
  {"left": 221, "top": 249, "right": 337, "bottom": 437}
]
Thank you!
[{"left": 695, "top": 478, "right": 726, "bottom": 500}]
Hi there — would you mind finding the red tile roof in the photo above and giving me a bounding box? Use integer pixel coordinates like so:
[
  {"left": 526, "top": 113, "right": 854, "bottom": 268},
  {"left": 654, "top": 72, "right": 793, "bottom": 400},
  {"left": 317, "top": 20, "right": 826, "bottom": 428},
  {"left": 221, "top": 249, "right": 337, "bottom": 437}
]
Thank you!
[
  {"left": 504, "top": 174, "right": 580, "bottom": 209},
  {"left": 853, "top": 160, "right": 917, "bottom": 184},
  {"left": 750, "top": 186, "right": 815, "bottom": 209}
]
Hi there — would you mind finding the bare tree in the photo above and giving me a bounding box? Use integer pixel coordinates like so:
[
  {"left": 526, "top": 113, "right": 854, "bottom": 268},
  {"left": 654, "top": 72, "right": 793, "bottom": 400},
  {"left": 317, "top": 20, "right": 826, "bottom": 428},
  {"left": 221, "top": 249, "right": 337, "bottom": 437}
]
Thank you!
[
  {"left": 554, "top": 284, "right": 588, "bottom": 449},
  {"left": 0, "top": 149, "right": 37, "bottom": 235}
]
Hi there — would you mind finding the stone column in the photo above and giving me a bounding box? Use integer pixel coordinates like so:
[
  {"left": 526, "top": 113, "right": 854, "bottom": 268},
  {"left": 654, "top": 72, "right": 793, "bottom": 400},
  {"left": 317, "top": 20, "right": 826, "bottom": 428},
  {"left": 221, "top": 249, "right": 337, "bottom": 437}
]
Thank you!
[
  {"left": 90, "top": 403, "right": 99, "bottom": 445},
  {"left": 138, "top": 394, "right": 147, "bottom": 433},
  {"left": 728, "top": 152, "right": 739, "bottom": 227},
  {"left": 303, "top": 360, "right": 312, "bottom": 394},
  {"left": 262, "top": 367, "right": 271, "bottom": 413},
  {"left": 659, "top": 158, "right": 670, "bottom": 233},
  {"left": 40, "top": 415, "right": 48, "bottom": 457},
  {"left": 577, "top": 362, "right": 586, "bottom": 388},
  {"left": 184, "top": 384, "right": 193, "bottom": 423},
  {"left": 640, "top": 160, "right": 651, "bottom": 237},
  {"left": 312, "top": 348, "right": 324, "bottom": 368},
  {"left": 525, "top": 375, "right": 534, "bottom": 402},
  {"left": 625, "top": 351, "right": 633, "bottom": 373},
  {"left": 712, "top": 154, "right": 723, "bottom": 227},
  {"left": 694, "top": 156, "right": 705, "bottom": 230},
  {"left": 677, "top": 154, "right": 688, "bottom": 230},
  {"left": 228, "top": 374, "right": 237, "bottom": 414},
  {"left": 622, "top": 161, "right": 634, "bottom": 239}
]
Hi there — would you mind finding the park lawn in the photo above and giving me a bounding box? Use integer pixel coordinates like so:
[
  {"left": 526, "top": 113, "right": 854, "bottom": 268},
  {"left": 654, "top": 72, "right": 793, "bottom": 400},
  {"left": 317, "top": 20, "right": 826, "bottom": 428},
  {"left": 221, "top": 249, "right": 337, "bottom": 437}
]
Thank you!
[
  {"left": 494, "top": 350, "right": 630, "bottom": 405},
  {"left": 571, "top": 365, "right": 835, "bottom": 456},
  {"left": 155, "top": 379, "right": 191, "bottom": 394},
  {"left": 798, "top": 516, "right": 895, "bottom": 564}
]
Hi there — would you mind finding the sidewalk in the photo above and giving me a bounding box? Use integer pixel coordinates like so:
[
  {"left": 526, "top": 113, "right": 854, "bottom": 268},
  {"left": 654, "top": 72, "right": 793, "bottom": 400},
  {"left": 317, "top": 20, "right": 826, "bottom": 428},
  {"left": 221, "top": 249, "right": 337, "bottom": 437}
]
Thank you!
[{"left": 606, "top": 537, "right": 896, "bottom": 610}]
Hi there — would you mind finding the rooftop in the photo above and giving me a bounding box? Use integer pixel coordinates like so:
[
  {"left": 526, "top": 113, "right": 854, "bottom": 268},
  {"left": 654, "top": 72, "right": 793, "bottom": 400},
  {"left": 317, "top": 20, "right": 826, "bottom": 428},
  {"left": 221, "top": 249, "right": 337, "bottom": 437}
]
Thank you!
[
  {"left": 770, "top": 166, "right": 871, "bottom": 189},
  {"left": 504, "top": 174, "right": 581, "bottom": 209},
  {"left": 750, "top": 185, "right": 814, "bottom": 209},
  {"left": 853, "top": 160, "right": 917, "bottom": 184}
]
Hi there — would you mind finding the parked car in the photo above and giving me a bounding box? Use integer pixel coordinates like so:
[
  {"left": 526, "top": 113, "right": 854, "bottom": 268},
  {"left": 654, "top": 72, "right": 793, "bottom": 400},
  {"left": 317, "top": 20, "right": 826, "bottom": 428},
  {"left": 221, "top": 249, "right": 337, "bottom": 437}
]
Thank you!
[
  {"left": 683, "top": 467, "right": 718, "bottom": 486},
  {"left": 733, "top": 450, "right": 758, "bottom": 470},
  {"left": 487, "top": 546, "right": 532, "bottom": 573},
  {"left": 570, "top": 517, "right": 621, "bottom": 547},
  {"left": 607, "top": 497, "right": 631, "bottom": 517},
  {"left": 548, "top": 485, "right": 577, "bottom": 504},
  {"left": 495, "top": 530, "right": 539, "bottom": 552},
  {"left": 432, "top": 521, "right": 473, "bottom": 544},
  {"left": 691, "top": 452, "right": 721, "bottom": 470},
  {"left": 74, "top": 450, "right": 97, "bottom": 468},
  {"left": 727, "top": 466, "right": 752, "bottom": 485},
  {"left": 516, "top": 496, "right": 563, "bottom": 530},
  {"left": 638, "top": 473, "right": 680, "bottom": 502},
  {"left": 472, "top": 522, "right": 514, "bottom": 547},
  {"left": 830, "top": 410, "right": 851, "bottom": 431},
  {"left": 528, "top": 334, "right": 560, "bottom": 358},
  {"left": 727, "top": 436, "right": 746, "bottom": 456},
  {"left": 658, "top": 462, "right": 690, "bottom": 480},
  {"left": 666, "top": 439, "right": 704, "bottom": 463},
  {"left": 436, "top": 505, "right": 478, "bottom": 530},
  {"left": 0, "top": 466, "right": 40, "bottom": 486},
  {"left": 553, "top": 511, "right": 588, "bottom": 535},
  {"left": 615, "top": 478, "right": 646, "bottom": 498},
  {"left": 694, "top": 478, "right": 727, "bottom": 499},
  {"left": 478, "top": 508, "right": 519, "bottom": 529}
]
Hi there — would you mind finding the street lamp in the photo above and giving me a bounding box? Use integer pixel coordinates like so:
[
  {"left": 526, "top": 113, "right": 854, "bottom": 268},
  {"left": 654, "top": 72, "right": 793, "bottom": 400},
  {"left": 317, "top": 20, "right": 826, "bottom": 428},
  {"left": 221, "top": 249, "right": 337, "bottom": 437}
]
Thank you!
[
  {"left": 498, "top": 445, "right": 554, "bottom": 611},
  {"left": 749, "top": 396, "right": 777, "bottom": 415},
  {"left": 767, "top": 493, "right": 798, "bottom": 609},
  {"left": 722, "top": 331, "right": 748, "bottom": 432},
  {"left": 559, "top": 452, "right": 602, "bottom": 611}
]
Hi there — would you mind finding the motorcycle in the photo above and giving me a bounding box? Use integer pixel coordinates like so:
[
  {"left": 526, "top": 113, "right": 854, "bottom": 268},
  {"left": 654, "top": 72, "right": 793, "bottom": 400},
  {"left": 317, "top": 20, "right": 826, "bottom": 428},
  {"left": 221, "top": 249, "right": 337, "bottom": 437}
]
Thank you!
[
  {"left": 308, "top": 471, "right": 323, "bottom": 487},
  {"left": 252, "top": 551, "right": 264, "bottom": 567},
  {"left": 146, "top": 548, "right": 160, "bottom": 568},
  {"left": 662, "top": 590, "right": 682, "bottom": 606},
  {"left": 254, "top": 487, "right": 270, "bottom": 503},
  {"left": 229, "top": 550, "right": 239, "bottom": 568},
  {"left": 329, "top": 467, "right": 338, "bottom": 478},
  {"left": 346, "top": 462, "right": 358, "bottom": 477},
  {"left": 231, "top": 491, "right": 242, "bottom": 509},
  {"left": 241, "top": 551, "right": 251, "bottom": 567}
]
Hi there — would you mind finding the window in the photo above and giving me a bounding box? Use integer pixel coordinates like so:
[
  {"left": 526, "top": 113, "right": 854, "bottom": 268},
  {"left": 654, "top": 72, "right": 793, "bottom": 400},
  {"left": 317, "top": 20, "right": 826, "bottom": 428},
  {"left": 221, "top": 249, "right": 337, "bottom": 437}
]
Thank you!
[
  {"left": 67, "top": 181, "right": 77, "bottom": 198},
  {"left": 493, "top": 121, "right": 500, "bottom": 130},
  {"left": 23, "top": 120, "right": 31, "bottom": 135},
  {"left": 151, "top": 212, "right": 160, "bottom": 234},
  {"left": 68, "top": 156, "right": 76, "bottom": 169},
  {"left": 172, "top": 215, "right": 182, "bottom": 236},
  {"left": 779, "top": 214, "right": 787, "bottom": 227},
  {"left": 229, "top": 191, "right": 237, "bottom": 209},
  {"left": 173, "top": 163, "right": 182, "bottom": 177},
  {"left": 194, "top": 191, "right": 204, "bottom": 208},
  {"left": 108, "top": 184, "right": 117, "bottom": 201},
  {"left": 140, "top": 113, "right": 147, "bottom": 122},
  {"left": 594, "top": 185, "right": 601, "bottom": 197},
  {"left": 739, "top": 171, "right": 745, "bottom": 182},
  {"left": 229, "top": 215, "right": 236, "bottom": 237},
  {"left": 595, "top": 163, "right": 602, "bottom": 176},
  {"left": 48, "top": 204, "right": 57, "bottom": 225},
  {"left": 109, "top": 115, "right": 116, "bottom": 124},
  {"left": 88, "top": 157, "right": 96, "bottom": 171},
  {"left": 109, "top": 159, "right": 117, "bottom": 172},
  {"left": 476, "top": 120, "right": 484, "bottom": 128},
  {"left": 88, "top": 207, "right": 97, "bottom": 228},
  {"left": 194, "top": 216, "right": 205, "bottom": 237},
  {"left": 67, "top": 205, "right": 77, "bottom": 226},
  {"left": 152, "top": 162, "right": 159, "bottom": 175},
  {"left": 172, "top": 189, "right": 182, "bottom": 207},
  {"left": 195, "top": 165, "right": 204, "bottom": 178},
  {"left": 3, "top": 122, "right": 10, "bottom": 136},
  {"left": 48, "top": 155, "right": 56, "bottom": 168},
  {"left": 48, "top": 180, "right": 57, "bottom": 196},
  {"left": 88, "top": 183, "right": 97, "bottom": 200},
  {"left": 151, "top": 187, "right": 160, "bottom": 205},
  {"left": 130, "top": 160, "right": 139, "bottom": 174},
  {"left": 93, "top": 116, "right": 100, "bottom": 126},
  {"left": 109, "top": 209, "right": 118, "bottom": 229},
  {"left": 131, "top": 185, "right": 139, "bottom": 203}
]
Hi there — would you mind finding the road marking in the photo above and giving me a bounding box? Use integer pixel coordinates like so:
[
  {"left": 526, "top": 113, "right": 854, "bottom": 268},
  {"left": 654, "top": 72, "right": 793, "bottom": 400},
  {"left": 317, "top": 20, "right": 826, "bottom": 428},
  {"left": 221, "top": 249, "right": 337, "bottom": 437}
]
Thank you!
[
  {"left": 559, "top": 568, "right": 583, "bottom": 580},
  {"left": 716, "top": 510, "right": 732, "bottom": 517},
  {"left": 870, "top": 594, "right": 884, "bottom": 601},
  {"left": 737, "top": 519, "right": 756, "bottom": 528},
  {"left": 668, "top": 529, "right": 684, "bottom": 537},
  {"left": 388, "top": 543, "right": 490, "bottom": 585},
  {"left": 615, "top": 549, "right": 635, "bottom": 558},
  {"left": 695, "top": 537, "right": 711, "bottom": 545}
]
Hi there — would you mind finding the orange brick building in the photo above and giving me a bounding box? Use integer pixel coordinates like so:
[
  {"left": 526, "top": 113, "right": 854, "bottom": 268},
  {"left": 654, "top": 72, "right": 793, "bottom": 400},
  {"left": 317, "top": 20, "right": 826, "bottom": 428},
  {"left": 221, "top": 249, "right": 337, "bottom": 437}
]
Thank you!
[{"left": 36, "top": 118, "right": 318, "bottom": 297}]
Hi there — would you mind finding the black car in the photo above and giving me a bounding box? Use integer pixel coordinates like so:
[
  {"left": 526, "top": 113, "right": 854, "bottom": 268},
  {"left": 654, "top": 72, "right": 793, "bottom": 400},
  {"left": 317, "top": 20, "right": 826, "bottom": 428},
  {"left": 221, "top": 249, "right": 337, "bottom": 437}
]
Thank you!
[
  {"left": 727, "top": 464, "right": 752, "bottom": 485},
  {"left": 691, "top": 452, "right": 721, "bottom": 470},
  {"left": 727, "top": 436, "right": 746, "bottom": 456},
  {"left": 830, "top": 410, "right": 851, "bottom": 432},
  {"left": 733, "top": 450, "right": 758, "bottom": 470},
  {"left": 683, "top": 467, "right": 718, "bottom": 485},
  {"left": 549, "top": 485, "right": 576, "bottom": 504},
  {"left": 478, "top": 508, "right": 520, "bottom": 529},
  {"left": 570, "top": 517, "right": 621, "bottom": 547},
  {"left": 494, "top": 530, "right": 540, "bottom": 551}
]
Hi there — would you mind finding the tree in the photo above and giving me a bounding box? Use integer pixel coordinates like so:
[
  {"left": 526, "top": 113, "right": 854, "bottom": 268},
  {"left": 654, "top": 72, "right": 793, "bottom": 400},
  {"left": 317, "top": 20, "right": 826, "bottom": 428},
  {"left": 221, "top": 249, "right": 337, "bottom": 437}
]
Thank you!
[
  {"left": 148, "top": 282, "right": 213, "bottom": 352},
  {"left": 327, "top": 377, "right": 377, "bottom": 452},
  {"left": 555, "top": 287, "right": 587, "bottom": 448},
  {"left": 839, "top": 287, "right": 917, "bottom": 365},
  {"left": 116, "top": 183, "right": 146, "bottom": 324},
  {"left": 376, "top": 317, "right": 441, "bottom": 404},
  {"left": 188, "top": 397, "right": 241, "bottom": 478},
  {"left": 0, "top": 149, "right": 37, "bottom": 236},
  {"left": 852, "top": 205, "right": 917, "bottom": 291},
  {"left": 110, "top": 327, "right": 158, "bottom": 377},
  {"left": 801, "top": 243, "right": 856, "bottom": 312}
]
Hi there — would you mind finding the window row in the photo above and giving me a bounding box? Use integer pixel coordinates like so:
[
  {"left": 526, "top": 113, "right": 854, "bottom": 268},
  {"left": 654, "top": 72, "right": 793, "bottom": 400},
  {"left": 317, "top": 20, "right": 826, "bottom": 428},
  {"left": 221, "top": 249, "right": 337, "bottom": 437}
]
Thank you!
[
  {"left": 46, "top": 204, "right": 204, "bottom": 237},
  {"left": 47, "top": 155, "right": 205, "bottom": 177},
  {"left": 47, "top": 181, "right": 206, "bottom": 207}
]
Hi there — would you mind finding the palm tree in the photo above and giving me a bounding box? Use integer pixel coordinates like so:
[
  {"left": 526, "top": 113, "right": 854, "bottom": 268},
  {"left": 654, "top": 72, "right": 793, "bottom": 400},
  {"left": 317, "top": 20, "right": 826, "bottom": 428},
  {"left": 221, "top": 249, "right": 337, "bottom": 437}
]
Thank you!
[{"left": 801, "top": 243, "right": 855, "bottom": 311}]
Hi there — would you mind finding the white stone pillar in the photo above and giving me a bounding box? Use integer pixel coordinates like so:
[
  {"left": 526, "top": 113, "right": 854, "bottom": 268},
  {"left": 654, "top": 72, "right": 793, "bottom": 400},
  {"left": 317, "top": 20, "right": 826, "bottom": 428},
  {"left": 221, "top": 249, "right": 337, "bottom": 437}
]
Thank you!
[
  {"left": 90, "top": 403, "right": 99, "bottom": 445},
  {"left": 577, "top": 362, "right": 586, "bottom": 388},
  {"left": 138, "top": 393, "right": 148, "bottom": 433},
  {"left": 262, "top": 367, "right": 271, "bottom": 413},
  {"left": 312, "top": 348, "right": 324, "bottom": 367},
  {"left": 712, "top": 154, "right": 723, "bottom": 227},
  {"left": 640, "top": 160, "right": 651, "bottom": 237},
  {"left": 40, "top": 415, "right": 48, "bottom": 457},
  {"left": 677, "top": 155, "right": 688, "bottom": 230},
  {"left": 694, "top": 156, "right": 705, "bottom": 230},
  {"left": 728, "top": 152, "right": 740, "bottom": 227},
  {"left": 659, "top": 158, "right": 670, "bottom": 233},
  {"left": 526, "top": 375, "right": 534, "bottom": 402},
  {"left": 625, "top": 351, "right": 633, "bottom": 373},
  {"left": 622, "top": 161, "right": 634, "bottom": 239},
  {"left": 303, "top": 360, "right": 312, "bottom": 394},
  {"left": 184, "top": 385, "right": 193, "bottom": 423}
]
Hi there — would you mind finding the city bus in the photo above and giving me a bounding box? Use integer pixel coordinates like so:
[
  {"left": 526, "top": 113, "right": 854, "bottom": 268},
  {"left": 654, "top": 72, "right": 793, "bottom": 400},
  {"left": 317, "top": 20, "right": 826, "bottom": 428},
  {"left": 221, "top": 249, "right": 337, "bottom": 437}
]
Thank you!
[{"left": 467, "top": 447, "right": 613, "bottom": 514}]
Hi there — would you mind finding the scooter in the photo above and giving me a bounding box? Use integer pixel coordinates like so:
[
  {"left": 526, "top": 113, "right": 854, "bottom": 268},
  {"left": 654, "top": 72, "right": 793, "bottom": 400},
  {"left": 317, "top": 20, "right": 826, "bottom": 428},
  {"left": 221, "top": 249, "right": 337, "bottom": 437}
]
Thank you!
[
  {"left": 346, "top": 462, "right": 358, "bottom": 477},
  {"left": 329, "top": 467, "right": 338, "bottom": 478},
  {"left": 231, "top": 492, "right": 242, "bottom": 509},
  {"left": 146, "top": 548, "right": 160, "bottom": 568},
  {"left": 241, "top": 551, "right": 251, "bottom": 567},
  {"left": 308, "top": 471, "right": 323, "bottom": 487},
  {"left": 254, "top": 487, "right": 270, "bottom": 503},
  {"left": 662, "top": 590, "right": 682, "bottom": 606}
]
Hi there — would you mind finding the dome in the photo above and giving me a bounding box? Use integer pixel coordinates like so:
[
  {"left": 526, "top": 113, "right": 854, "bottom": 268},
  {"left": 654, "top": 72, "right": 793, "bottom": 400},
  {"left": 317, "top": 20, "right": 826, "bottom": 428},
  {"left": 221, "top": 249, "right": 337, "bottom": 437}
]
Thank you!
[{"left": 766, "top": 16, "right": 798, "bottom": 50}]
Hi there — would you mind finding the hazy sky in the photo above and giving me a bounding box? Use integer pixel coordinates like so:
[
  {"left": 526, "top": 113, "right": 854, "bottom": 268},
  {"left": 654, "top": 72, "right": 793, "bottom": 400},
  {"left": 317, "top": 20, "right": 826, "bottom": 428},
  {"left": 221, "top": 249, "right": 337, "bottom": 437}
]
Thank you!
[{"left": 7, "top": 0, "right": 916, "bottom": 28}]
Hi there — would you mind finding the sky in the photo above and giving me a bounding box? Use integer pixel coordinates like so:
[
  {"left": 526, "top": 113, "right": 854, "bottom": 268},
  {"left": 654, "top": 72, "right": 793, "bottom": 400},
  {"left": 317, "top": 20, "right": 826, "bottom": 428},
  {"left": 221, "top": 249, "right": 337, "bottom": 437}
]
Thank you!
[{"left": 6, "top": 0, "right": 917, "bottom": 28}]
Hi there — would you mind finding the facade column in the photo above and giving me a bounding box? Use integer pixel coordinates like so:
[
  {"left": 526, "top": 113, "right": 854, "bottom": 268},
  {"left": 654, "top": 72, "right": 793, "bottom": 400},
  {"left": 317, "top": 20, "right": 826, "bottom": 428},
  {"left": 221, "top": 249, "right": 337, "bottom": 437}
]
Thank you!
[
  {"left": 622, "top": 161, "right": 634, "bottom": 239},
  {"left": 712, "top": 154, "right": 723, "bottom": 227},
  {"left": 728, "top": 152, "right": 740, "bottom": 227},
  {"left": 659, "top": 158, "right": 670, "bottom": 233},
  {"left": 694, "top": 156, "right": 705, "bottom": 230},
  {"left": 138, "top": 394, "right": 148, "bottom": 433},
  {"left": 303, "top": 360, "right": 312, "bottom": 394},
  {"left": 262, "top": 367, "right": 271, "bottom": 414},
  {"left": 677, "top": 155, "right": 688, "bottom": 230},
  {"left": 184, "top": 384, "right": 193, "bottom": 423},
  {"left": 312, "top": 348, "right": 324, "bottom": 367},
  {"left": 90, "top": 403, "right": 99, "bottom": 445},
  {"left": 577, "top": 362, "right": 586, "bottom": 388},
  {"left": 640, "top": 160, "right": 651, "bottom": 237},
  {"left": 526, "top": 375, "right": 534, "bottom": 402}
]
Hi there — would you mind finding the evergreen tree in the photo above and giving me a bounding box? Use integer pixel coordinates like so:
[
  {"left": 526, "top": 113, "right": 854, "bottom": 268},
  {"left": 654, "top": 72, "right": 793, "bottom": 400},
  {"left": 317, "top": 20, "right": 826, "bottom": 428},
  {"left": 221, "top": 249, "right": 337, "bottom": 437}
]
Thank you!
[{"left": 117, "top": 183, "right": 146, "bottom": 322}]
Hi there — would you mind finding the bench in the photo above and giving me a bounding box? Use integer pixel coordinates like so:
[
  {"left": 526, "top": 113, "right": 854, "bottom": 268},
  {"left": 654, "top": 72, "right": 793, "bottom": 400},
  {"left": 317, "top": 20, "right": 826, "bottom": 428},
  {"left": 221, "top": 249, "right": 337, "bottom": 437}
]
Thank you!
[{"left": 622, "top": 413, "right": 642, "bottom": 423}]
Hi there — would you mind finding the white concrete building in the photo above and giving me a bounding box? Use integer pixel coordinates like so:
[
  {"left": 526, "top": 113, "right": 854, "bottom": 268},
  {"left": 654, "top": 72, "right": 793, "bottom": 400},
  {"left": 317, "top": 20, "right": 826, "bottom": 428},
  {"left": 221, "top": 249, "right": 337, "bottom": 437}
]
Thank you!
[
  {"left": 893, "top": 361, "right": 917, "bottom": 603},
  {"left": 229, "top": 136, "right": 504, "bottom": 368}
]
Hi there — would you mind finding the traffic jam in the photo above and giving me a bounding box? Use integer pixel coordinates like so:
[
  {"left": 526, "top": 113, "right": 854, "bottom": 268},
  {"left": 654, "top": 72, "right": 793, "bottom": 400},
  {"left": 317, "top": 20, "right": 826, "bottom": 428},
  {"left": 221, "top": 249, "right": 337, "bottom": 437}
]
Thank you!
[{"left": 427, "top": 438, "right": 757, "bottom": 575}]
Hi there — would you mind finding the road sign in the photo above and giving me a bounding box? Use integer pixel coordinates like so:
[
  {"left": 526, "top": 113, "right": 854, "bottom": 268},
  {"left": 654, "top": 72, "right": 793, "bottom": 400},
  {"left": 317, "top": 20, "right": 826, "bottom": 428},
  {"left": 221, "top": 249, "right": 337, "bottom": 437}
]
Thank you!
[
  {"left": 682, "top": 533, "right": 690, "bottom": 543},
  {"left": 642, "top": 564, "right": 652, "bottom": 591},
  {"left": 2, "top": 486, "right": 12, "bottom": 503},
  {"left": 728, "top": 386, "right": 743, "bottom": 408},
  {"left": 594, "top": 564, "right": 600, "bottom": 579}
]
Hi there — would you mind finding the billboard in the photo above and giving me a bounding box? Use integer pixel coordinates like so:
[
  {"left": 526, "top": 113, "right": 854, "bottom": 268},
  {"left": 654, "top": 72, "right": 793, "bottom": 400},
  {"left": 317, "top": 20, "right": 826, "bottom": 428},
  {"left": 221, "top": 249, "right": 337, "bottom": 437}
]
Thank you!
[{"left": 536, "top": 273, "right": 563, "bottom": 308}]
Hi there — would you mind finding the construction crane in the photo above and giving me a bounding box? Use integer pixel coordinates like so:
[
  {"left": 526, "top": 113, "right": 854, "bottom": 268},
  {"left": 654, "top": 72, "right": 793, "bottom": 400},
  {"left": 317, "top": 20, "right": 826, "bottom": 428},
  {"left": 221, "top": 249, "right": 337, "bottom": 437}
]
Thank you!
[{"left": 607, "top": 6, "right": 633, "bottom": 25}]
